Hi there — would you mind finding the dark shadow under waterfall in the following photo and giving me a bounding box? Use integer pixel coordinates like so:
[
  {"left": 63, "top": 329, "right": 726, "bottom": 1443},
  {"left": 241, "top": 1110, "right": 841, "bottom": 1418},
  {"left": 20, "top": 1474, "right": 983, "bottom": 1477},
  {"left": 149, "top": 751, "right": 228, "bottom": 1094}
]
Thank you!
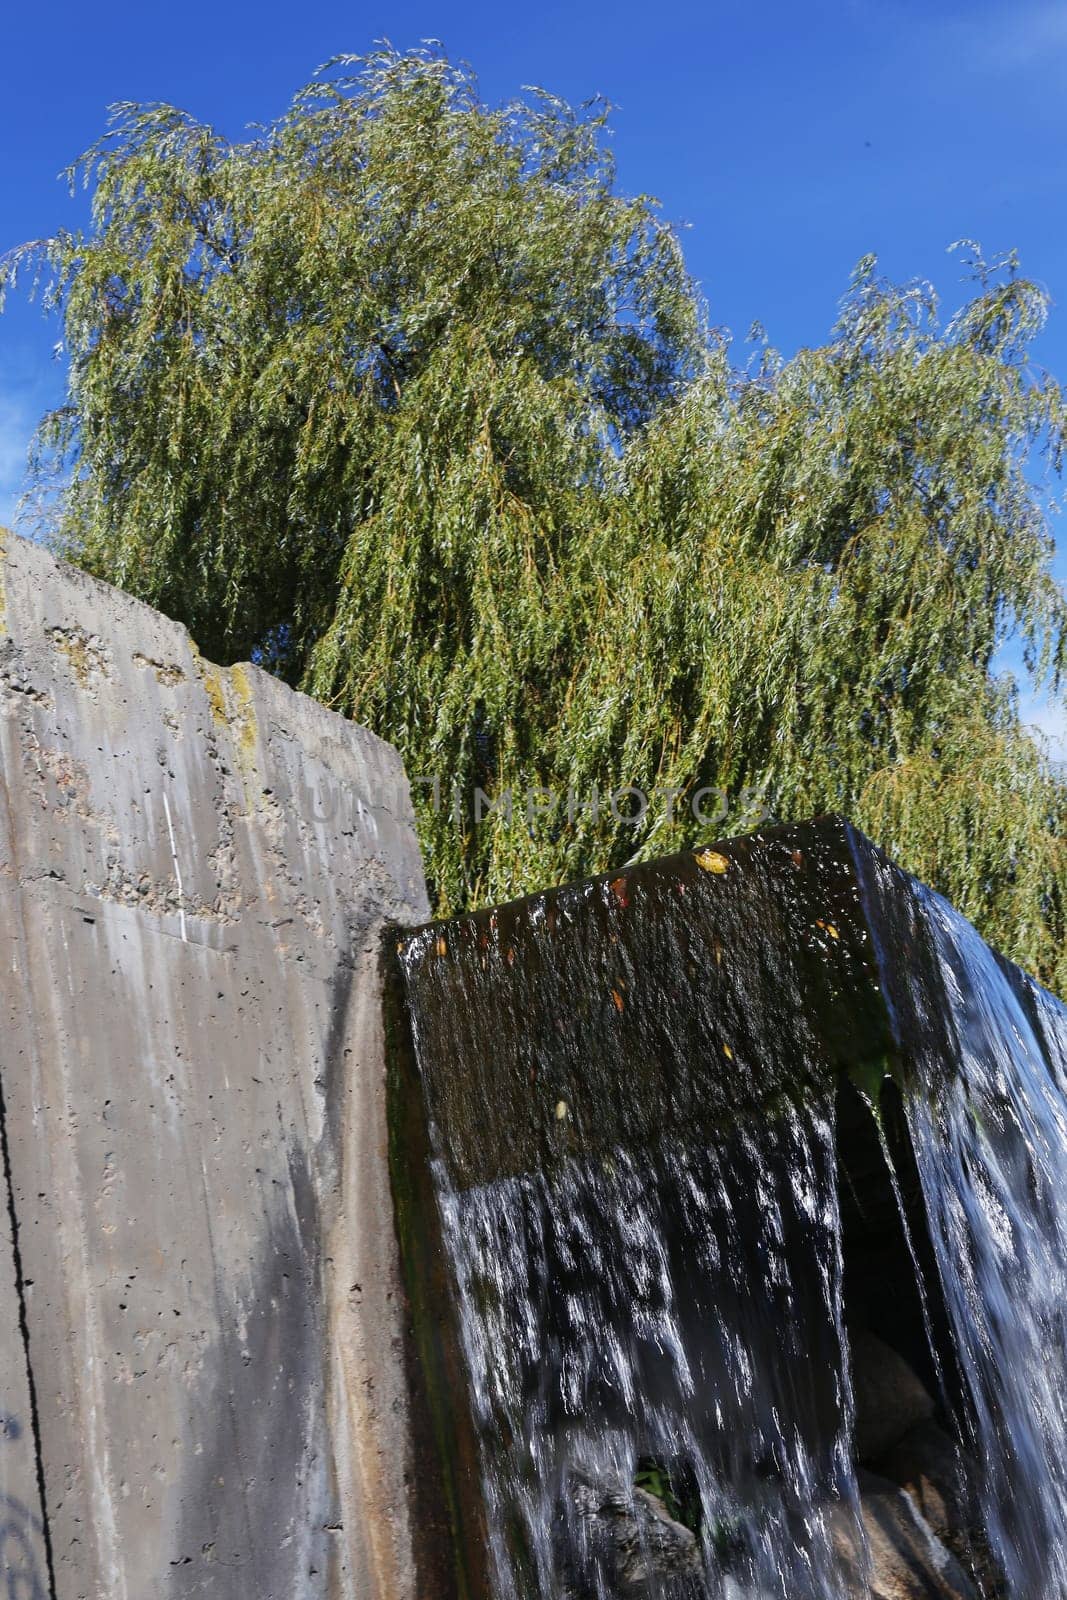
[{"left": 389, "top": 816, "right": 1067, "bottom": 1600}]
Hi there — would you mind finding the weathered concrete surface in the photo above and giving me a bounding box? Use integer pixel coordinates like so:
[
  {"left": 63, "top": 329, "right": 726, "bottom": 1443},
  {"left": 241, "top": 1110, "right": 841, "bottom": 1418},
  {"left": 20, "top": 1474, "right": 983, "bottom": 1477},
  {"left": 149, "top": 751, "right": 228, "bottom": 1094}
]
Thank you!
[
  {"left": 1, "top": 1115, "right": 49, "bottom": 1598},
  {"left": 0, "top": 530, "right": 430, "bottom": 1599}
]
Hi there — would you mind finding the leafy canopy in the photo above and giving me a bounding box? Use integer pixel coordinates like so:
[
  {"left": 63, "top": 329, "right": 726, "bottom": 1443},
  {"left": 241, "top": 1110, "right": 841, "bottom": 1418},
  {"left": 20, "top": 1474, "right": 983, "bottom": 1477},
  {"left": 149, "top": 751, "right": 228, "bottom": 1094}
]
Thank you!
[
  {"left": 6, "top": 47, "right": 697, "bottom": 668},
  {"left": 5, "top": 47, "right": 1067, "bottom": 988}
]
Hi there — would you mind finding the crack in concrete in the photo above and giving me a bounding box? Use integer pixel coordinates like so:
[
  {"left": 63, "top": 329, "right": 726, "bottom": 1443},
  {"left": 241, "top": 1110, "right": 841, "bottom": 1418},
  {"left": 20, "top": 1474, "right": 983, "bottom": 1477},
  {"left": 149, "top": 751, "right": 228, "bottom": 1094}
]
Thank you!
[{"left": 0, "top": 764, "right": 58, "bottom": 1600}]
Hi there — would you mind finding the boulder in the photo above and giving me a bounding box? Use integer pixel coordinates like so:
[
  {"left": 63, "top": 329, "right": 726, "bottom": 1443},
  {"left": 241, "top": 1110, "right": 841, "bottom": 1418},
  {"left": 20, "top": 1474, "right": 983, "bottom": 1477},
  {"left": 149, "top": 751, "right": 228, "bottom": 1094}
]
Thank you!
[
  {"left": 879, "top": 1421, "right": 999, "bottom": 1594},
  {"left": 878, "top": 1420, "right": 975, "bottom": 1549},
  {"left": 850, "top": 1330, "right": 936, "bottom": 1462},
  {"left": 833, "top": 1470, "right": 978, "bottom": 1600},
  {"left": 567, "top": 1473, "right": 702, "bottom": 1597}
]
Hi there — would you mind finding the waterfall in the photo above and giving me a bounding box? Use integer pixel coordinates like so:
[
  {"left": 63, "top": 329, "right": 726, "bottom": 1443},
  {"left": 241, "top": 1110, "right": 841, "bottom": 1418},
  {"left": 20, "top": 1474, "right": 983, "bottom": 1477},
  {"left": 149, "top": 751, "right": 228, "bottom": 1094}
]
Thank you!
[
  {"left": 433, "top": 1108, "right": 860, "bottom": 1599},
  {"left": 394, "top": 818, "right": 1067, "bottom": 1598},
  {"left": 898, "top": 886, "right": 1067, "bottom": 1598}
]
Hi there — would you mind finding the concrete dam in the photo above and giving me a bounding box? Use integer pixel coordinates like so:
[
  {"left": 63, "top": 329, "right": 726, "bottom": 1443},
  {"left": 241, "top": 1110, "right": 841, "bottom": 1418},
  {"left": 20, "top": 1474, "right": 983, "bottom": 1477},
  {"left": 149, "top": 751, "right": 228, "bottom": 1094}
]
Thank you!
[{"left": 4, "top": 530, "right": 1067, "bottom": 1599}]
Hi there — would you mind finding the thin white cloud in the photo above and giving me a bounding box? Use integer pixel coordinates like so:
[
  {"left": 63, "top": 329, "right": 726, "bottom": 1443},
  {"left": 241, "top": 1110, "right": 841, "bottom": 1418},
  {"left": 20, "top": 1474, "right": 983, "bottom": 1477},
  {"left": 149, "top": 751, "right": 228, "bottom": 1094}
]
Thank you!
[
  {"left": 941, "top": 1, "right": 1067, "bottom": 74},
  {"left": 0, "top": 393, "right": 34, "bottom": 530},
  {"left": 1020, "top": 689, "right": 1067, "bottom": 764}
]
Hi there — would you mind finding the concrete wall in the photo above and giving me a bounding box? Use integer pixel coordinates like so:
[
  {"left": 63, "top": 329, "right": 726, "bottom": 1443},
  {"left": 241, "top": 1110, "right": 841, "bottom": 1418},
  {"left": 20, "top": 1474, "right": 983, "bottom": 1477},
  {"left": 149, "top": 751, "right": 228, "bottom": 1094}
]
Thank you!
[{"left": 0, "top": 530, "right": 430, "bottom": 1600}]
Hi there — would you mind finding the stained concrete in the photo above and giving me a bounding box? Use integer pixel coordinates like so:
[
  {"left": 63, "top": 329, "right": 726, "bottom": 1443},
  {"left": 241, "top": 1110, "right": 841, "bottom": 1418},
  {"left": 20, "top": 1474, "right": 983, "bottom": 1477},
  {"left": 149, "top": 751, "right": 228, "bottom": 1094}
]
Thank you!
[
  {"left": 0, "top": 530, "right": 430, "bottom": 1599},
  {"left": 1, "top": 1120, "right": 48, "bottom": 1598}
]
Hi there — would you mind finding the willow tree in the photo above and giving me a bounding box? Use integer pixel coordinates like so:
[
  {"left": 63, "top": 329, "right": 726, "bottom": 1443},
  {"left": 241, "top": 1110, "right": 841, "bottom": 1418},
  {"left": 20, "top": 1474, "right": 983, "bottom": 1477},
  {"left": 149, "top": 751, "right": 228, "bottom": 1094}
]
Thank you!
[
  {"left": 5, "top": 51, "right": 1067, "bottom": 987},
  {"left": 539, "top": 259, "right": 1067, "bottom": 989},
  {"left": 4, "top": 47, "right": 697, "bottom": 669}
]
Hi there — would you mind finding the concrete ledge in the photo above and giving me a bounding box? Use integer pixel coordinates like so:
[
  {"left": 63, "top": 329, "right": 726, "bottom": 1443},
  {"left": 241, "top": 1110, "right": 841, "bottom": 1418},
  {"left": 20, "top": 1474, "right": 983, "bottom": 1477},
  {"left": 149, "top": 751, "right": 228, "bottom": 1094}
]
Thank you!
[{"left": 0, "top": 531, "right": 430, "bottom": 1600}]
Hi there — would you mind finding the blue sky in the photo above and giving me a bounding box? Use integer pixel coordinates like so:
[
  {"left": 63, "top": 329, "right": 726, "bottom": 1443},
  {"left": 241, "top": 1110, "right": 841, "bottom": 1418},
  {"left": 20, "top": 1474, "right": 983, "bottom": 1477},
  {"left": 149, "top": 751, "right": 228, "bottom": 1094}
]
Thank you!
[{"left": 2, "top": 0, "right": 1067, "bottom": 739}]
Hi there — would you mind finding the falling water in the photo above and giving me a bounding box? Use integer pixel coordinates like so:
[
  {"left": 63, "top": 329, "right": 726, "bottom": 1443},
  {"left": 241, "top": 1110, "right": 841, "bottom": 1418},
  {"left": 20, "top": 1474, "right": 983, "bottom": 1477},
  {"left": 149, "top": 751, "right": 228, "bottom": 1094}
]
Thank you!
[
  {"left": 893, "top": 883, "right": 1067, "bottom": 1599},
  {"left": 394, "top": 818, "right": 1067, "bottom": 1599},
  {"left": 433, "top": 1106, "right": 860, "bottom": 1599}
]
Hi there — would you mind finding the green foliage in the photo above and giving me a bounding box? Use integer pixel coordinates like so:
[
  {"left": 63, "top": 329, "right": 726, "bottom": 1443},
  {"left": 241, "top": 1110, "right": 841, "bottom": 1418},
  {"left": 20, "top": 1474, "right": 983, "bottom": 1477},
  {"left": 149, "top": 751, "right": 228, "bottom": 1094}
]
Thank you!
[
  {"left": 634, "top": 1458, "right": 701, "bottom": 1534},
  {"left": 4, "top": 47, "right": 696, "bottom": 670},
  {"left": 5, "top": 49, "right": 1067, "bottom": 989}
]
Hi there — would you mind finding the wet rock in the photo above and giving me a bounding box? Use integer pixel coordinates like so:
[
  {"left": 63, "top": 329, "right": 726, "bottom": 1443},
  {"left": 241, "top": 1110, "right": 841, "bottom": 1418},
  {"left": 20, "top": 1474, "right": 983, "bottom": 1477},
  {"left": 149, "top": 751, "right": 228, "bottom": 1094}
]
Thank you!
[
  {"left": 850, "top": 1330, "right": 936, "bottom": 1462},
  {"left": 833, "top": 1469, "right": 978, "bottom": 1599},
  {"left": 878, "top": 1422, "right": 999, "bottom": 1594},
  {"left": 567, "top": 1473, "right": 703, "bottom": 1597},
  {"left": 878, "top": 1420, "right": 975, "bottom": 1550}
]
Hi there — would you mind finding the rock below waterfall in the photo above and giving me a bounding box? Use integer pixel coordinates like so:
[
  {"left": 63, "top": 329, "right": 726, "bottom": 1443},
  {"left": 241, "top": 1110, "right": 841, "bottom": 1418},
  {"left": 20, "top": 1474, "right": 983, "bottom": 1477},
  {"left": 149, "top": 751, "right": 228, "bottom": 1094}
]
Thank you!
[
  {"left": 878, "top": 1420, "right": 976, "bottom": 1550},
  {"left": 567, "top": 1474, "right": 702, "bottom": 1597},
  {"left": 850, "top": 1330, "right": 936, "bottom": 1462},
  {"left": 878, "top": 1422, "right": 998, "bottom": 1594},
  {"left": 833, "top": 1470, "right": 977, "bottom": 1599}
]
